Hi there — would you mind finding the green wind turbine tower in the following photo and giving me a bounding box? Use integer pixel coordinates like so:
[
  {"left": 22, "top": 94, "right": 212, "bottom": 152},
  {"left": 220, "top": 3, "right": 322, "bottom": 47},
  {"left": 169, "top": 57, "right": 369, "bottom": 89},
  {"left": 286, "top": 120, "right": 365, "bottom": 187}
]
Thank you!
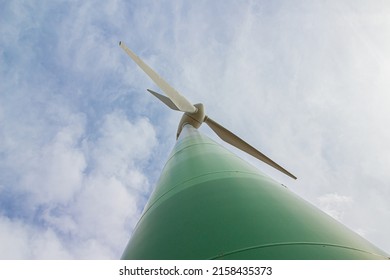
[{"left": 119, "top": 42, "right": 388, "bottom": 260}]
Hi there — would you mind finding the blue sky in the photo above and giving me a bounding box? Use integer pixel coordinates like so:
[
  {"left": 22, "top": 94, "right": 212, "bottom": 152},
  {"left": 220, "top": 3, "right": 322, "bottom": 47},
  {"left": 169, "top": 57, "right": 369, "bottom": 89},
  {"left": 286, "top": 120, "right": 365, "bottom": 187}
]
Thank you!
[{"left": 1, "top": 0, "right": 390, "bottom": 259}]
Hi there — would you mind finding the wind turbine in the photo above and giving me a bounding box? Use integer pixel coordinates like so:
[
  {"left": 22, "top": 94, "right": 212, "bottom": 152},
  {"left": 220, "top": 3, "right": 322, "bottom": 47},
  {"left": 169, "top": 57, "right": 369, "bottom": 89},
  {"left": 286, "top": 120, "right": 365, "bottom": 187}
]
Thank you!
[
  {"left": 119, "top": 41, "right": 388, "bottom": 260},
  {"left": 119, "top": 42, "right": 296, "bottom": 180}
]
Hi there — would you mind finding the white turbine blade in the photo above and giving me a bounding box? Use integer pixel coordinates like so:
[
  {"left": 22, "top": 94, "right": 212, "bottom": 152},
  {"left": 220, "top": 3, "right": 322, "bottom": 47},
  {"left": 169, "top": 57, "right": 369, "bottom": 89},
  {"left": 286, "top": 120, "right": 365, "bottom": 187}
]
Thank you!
[
  {"left": 204, "top": 116, "right": 297, "bottom": 180},
  {"left": 119, "top": 41, "right": 196, "bottom": 113},
  {"left": 147, "top": 89, "right": 180, "bottom": 111}
]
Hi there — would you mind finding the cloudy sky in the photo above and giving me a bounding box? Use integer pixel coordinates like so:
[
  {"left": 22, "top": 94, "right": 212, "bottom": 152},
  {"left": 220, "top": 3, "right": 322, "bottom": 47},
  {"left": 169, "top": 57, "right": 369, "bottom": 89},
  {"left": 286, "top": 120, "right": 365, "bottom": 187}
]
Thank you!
[{"left": 1, "top": 0, "right": 390, "bottom": 259}]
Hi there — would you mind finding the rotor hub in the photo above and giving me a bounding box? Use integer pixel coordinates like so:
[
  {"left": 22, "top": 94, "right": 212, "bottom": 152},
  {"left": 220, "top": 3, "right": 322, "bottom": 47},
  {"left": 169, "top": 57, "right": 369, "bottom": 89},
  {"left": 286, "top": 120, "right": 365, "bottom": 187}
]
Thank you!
[{"left": 176, "top": 103, "right": 205, "bottom": 138}]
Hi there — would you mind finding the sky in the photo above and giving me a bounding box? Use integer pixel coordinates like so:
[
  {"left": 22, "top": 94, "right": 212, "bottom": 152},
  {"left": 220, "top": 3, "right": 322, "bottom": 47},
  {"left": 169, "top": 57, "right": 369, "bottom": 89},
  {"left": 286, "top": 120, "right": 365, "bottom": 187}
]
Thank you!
[{"left": 1, "top": 0, "right": 390, "bottom": 259}]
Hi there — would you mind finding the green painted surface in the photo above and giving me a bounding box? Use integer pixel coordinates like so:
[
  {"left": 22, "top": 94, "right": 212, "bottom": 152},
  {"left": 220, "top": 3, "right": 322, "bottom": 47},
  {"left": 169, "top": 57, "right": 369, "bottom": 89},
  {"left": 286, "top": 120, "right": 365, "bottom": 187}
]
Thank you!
[{"left": 121, "top": 126, "right": 389, "bottom": 259}]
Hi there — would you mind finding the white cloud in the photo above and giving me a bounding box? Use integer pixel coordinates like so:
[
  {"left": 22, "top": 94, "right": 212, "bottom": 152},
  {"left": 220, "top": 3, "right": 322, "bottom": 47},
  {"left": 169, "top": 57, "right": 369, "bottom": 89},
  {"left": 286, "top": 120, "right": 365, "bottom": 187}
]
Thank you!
[
  {"left": 19, "top": 114, "right": 86, "bottom": 205},
  {"left": 0, "top": 216, "right": 72, "bottom": 259},
  {"left": 90, "top": 112, "right": 156, "bottom": 178},
  {"left": 318, "top": 193, "right": 354, "bottom": 221}
]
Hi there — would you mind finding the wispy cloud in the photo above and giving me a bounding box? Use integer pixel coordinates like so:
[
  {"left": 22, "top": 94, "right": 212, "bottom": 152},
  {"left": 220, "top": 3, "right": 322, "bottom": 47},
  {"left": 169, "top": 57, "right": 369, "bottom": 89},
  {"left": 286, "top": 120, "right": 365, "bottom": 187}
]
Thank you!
[{"left": 318, "top": 193, "right": 353, "bottom": 221}]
